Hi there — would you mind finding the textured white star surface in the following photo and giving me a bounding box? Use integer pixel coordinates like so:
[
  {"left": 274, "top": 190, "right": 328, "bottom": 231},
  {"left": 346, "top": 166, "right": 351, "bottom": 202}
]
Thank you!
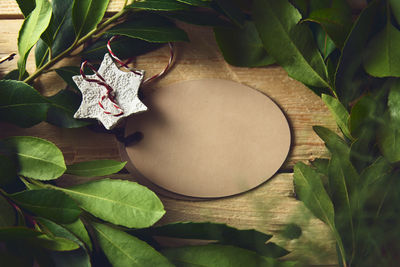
[{"left": 72, "top": 53, "right": 147, "bottom": 130}]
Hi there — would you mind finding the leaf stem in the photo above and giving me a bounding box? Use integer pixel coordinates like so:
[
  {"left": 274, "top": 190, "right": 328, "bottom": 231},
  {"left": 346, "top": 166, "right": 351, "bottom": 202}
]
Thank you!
[{"left": 24, "top": 9, "right": 129, "bottom": 84}]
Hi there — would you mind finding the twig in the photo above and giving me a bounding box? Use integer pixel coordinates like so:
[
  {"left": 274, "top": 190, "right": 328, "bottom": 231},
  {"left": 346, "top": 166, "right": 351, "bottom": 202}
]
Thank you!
[{"left": 0, "top": 53, "right": 16, "bottom": 64}]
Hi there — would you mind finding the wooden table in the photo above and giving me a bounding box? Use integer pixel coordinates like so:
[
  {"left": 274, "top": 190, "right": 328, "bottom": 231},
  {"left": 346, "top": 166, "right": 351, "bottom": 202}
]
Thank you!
[{"left": 0, "top": 1, "right": 338, "bottom": 265}]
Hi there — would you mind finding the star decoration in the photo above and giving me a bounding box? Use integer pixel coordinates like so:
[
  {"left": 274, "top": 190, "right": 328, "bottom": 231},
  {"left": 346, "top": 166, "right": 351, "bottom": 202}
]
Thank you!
[{"left": 72, "top": 53, "right": 147, "bottom": 130}]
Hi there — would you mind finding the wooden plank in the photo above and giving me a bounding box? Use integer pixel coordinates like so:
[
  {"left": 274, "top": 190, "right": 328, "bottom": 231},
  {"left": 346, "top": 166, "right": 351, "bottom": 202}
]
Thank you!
[
  {"left": 0, "top": 19, "right": 336, "bottom": 170},
  {"left": 0, "top": 0, "right": 129, "bottom": 18}
]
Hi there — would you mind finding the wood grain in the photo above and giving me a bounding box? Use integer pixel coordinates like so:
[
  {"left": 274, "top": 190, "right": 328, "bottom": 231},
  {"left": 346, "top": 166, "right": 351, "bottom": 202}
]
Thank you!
[
  {"left": 0, "top": 0, "right": 130, "bottom": 18},
  {"left": 0, "top": 16, "right": 337, "bottom": 265}
]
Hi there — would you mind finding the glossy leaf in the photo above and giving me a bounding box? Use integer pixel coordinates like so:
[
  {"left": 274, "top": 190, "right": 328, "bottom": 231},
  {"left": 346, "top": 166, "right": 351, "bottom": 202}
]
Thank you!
[
  {"left": 36, "top": 234, "right": 80, "bottom": 251},
  {"left": 63, "top": 219, "right": 92, "bottom": 251},
  {"left": 134, "top": 222, "right": 288, "bottom": 258},
  {"left": 17, "top": 0, "right": 52, "bottom": 79},
  {"left": 214, "top": 0, "right": 245, "bottom": 26},
  {"left": 1, "top": 136, "right": 66, "bottom": 180},
  {"left": 305, "top": 1, "right": 352, "bottom": 49},
  {"left": 177, "top": 0, "right": 210, "bottom": 7},
  {"left": 38, "top": 218, "right": 92, "bottom": 264},
  {"left": 0, "top": 80, "right": 49, "bottom": 128},
  {"left": 92, "top": 222, "right": 173, "bottom": 267},
  {"left": 82, "top": 34, "right": 161, "bottom": 61},
  {"left": 363, "top": 23, "right": 400, "bottom": 77},
  {"left": 106, "top": 15, "right": 189, "bottom": 43},
  {"left": 66, "top": 160, "right": 126, "bottom": 177},
  {"left": 162, "top": 244, "right": 296, "bottom": 267},
  {"left": 46, "top": 89, "right": 91, "bottom": 128},
  {"left": 253, "top": 0, "right": 330, "bottom": 88},
  {"left": 127, "top": 0, "right": 189, "bottom": 11},
  {"left": 37, "top": 218, "right": 85, "bottom": 247},
  {"left": 0, "top": 195, "right": 16, "bottom": 227},
  {"left": 9, "top": 189, "right": 81, "bottom": 224},
  {"left": 72, "top": 0, "right": 110, "bottom": 38},
  {"left": 59, "top": 179, "right": 165, "bottom": 228},
  {"left": 310, "top": 23, "right": 336, "bottom": 60},
  {"left": 36, "top": 0, "right": 76, "bottom": 67},
  {"left": 16, "top": 0, "right": 36, "bottom": 17},
  {"left": 214, "top": 21, "right": 275, "bottom": 67},
  {"left": 335, "top": 0, "right": 382, "bottom": 106},
  {"left": 322, "top": 94, "right": 353, "bottom": 140}
]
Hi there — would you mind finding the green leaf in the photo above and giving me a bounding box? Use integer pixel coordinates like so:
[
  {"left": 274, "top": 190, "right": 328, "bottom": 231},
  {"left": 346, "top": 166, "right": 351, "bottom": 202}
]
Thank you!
[
  {"left": 127, "top": 0, "right": 189, "bottom": 11},
  {"left": 37, "top": 218, "right": 85, "bottom": 247},
  {"left": 280, "top": 223, "right": 302, "bottom": 240},
  {"left": 35, "top": 234, "right": 80, "bottom": 251},
  {"left": 82, "top": 35, "right": 161, "bottom": 61},
  {"left": 388, "top": 79, "right": 400, "bottom": 124},
  {"left": 321, "top": 94, "right": 353, "bottom": 140},
  {"left": 293, "top": 162, "right": 334, "bottom": 226},
  {"left": 390, "top": 0, "right": 400, "bottom": 26},
  {"left": 92, "top": 222, "right": 173, "bottom": 267},
  {"left": 0, "top": 227, "right": 41, "bottom": 241},
  {"left": 55, "top": 66, "right": 82, "bottom": 91},
  {"left": 214, "top": 0, "right": 245, "bottom": 26},
  {"left": 176, "top": 0, "right": 210, "bottom": 7},
  {"left": 46, "top": 89, "right": 91, "bottom": 128},
  {"left": 72, "top": 0, "right": 110, "bottom": 38},
  {"left": 1, "top": 136, "right": 66, "bottom": 180},
  {"left": 162, "top": 244, "right": 296, "bottom": 267},
  {"left": 66, "top": 160, "right": 126, "bottom": 177},
  {"left": 360, "top": 157, "right": 392, "bottom": 187},
  {"left": 310, "top": 23, "right": 336, "bottom": 60},
  {"left": 293, "top": 162, "right": 347, "bottom": 264},
  {"left": 16, "top": 0, "right": 36, "bottom": 17},
  {"left": 0, "top": 80, "right": 49, "bottom": 128},
  {"left": 214, "top": 21, "right": 275, "bottom": 67},
  {"left": 377, "top": 117, "right": 400, "bottom": 163},
  {"left": 0, "top": 195, "right": 16, "bottom": 227},
  {"left": 253, "top": 0, "right": 330, "bottom": 88},
  {"left": 36, "top": 0, "right": 76, "bottom": 67},
  {"left": 63, "top": 219, "right": 93, "bottom": 251},
  {"left": 17, "top": 0, "right": 52, "bottom": 79},
  {"left": 162, "top": 10, "right": 229, "bottom": 26},
  {"left": 335, "top": 0, "right": 382, "bottom": 106},
  {"left": 327, "top": 155, "right": 358, "bottom": 254},
  {"left": 35, "top": 39, "right": 49, "bottom": 68},
  {"left": 363, "top": 23, "right": 400, "bottom": 77},
  {"left": 305, "top": 0, "right": 352, "bottom": 49},
  {"left": 313, "top": 126, "right": 349, "bottom": 155},
  {"left": 134, "top": 222, "right": 288, "bottom": 258},
  {"left": 0, "top": 153, "right": 18, "bottom": 186},
  {"left": 2, "top": 70, "right": 29, "bottom": 81},
  {"left": 9, "top": 189, "right": 81, "bottom": 224},
  {"left": 58, "top": 179, "right": 165, "bottom": 228},
  {"left": 106, "top": 15, "right": 189, "bottom": 43},
  {"left": 50, "top": 249, "right": 91, "bottom": 267}
]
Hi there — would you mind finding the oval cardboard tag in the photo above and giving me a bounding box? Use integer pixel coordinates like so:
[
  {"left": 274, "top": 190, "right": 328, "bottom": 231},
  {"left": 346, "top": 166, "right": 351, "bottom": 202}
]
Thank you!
[{"left": 122, "top": 79, "right": 291, "bottom": 198}]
